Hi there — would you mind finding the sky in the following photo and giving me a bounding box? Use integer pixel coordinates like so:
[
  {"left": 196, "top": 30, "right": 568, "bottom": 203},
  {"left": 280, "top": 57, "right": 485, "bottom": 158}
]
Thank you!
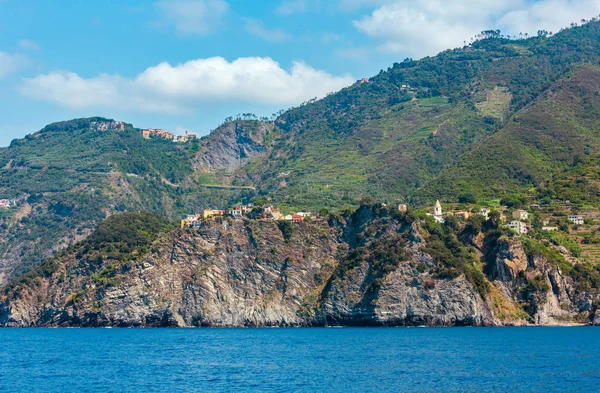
[{"left": 1, "top": 0, "right": 599, "bottom": 146}]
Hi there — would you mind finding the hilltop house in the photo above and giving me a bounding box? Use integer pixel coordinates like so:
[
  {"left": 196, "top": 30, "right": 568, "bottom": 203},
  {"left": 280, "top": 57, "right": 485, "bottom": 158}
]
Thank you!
[
  {"left": 398, "top": 204, "right": 408, "bottom": 213},
  {"left": 512, "top": 209, "right": 529, "bottom": 221},
  {"left": 479, "top": 208, "right": 490, "bottom": 219},
  {"left": 292, "top": 214, "right": 305, "bottom": 223},
  {"left": 181, "top": 214, "right": 202, "bottom": 229},
  {"left": 568, "top": 215, "right": 584, "bottom": 225},
  {"left": 265, "top": 206, "right": 284, "bottom": 220},
  {"left": 203, "top": 209, "right": 225, "bottom": 219},
  {"left": 0, "top": 199, "right": 11, "bottom": 209},
  {"left": 227, "top": 207, "right": 243, "bottom": 217},
  {"left": 184, "top": 130, "right": 198, "bottom": 140},
  {"left": 141, "top": 129, "right": 174, "bottom": 140},
  {"left": 507, "top": 221, "right": 528, "bottom": 234}
]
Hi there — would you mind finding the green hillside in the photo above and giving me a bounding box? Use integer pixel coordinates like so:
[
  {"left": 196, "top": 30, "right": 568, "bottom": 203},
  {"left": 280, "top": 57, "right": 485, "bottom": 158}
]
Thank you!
[
  {"left": 3, "top": 20, "right": 600, "bottom": 285},
  {"left": 416, "top": 65, "right": 600, "bottom": 203},
  {"left": 0, "top": 119, "right": 256, "bottom": 279},
  {"left": 234, "top": 21, "right": 600, "bottom": 209}
]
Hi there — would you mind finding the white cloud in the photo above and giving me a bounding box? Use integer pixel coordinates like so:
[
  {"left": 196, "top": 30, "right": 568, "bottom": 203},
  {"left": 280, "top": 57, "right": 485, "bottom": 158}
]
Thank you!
[
  {"left": 498, "top": 0, "right": 600, "bottom": 35},
  {"left": 353, "top": 0, "right": 600, "bottom": 58},
  {"left": 19, "top": 57, "right": 354, "bottom": 114},
  {"left": 275, "top": 0, "right": 307, "bottom": 15},
  {"left": 0, "top": 51, "right": 29, "bottom": 79},
  {"left": 244, "top": 19, "right": 292, "bottom": 42},
  {"left": 18, "top": 39, "right": 40, "bottom": 51},
  {"left": 154, "top": 0, "right": 229, "bottom": 36}
]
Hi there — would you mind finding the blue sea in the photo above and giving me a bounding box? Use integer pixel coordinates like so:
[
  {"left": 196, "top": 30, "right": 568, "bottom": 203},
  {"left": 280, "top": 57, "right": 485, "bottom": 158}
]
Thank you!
[{"left": 0, "top": 327, "right": 598, "bottom": 392}]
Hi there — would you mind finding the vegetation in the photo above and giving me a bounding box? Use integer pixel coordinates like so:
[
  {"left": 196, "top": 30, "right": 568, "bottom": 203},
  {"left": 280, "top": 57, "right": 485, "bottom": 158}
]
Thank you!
[
  {"left": 5, "top": 212, "right": 171, "bottom": 296},
  {"left": 422, "top": 218, "right": 490, "bottom": 297},
  {"left": 4, "top": 20, "right": 600, "bottom": 284}
]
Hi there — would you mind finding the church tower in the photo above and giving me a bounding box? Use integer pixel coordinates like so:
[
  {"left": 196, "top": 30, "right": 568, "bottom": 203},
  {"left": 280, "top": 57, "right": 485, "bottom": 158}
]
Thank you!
[{"left": 434, "top": 200, "right": 442, "bottom": 216}]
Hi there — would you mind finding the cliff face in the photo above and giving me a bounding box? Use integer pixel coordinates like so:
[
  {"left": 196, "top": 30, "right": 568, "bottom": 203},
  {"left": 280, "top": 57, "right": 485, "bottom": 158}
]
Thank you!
[
  {"left": 193, "top": 122, "right": 273, "bottom": 174},
  {"left": 484, "top": 237, "right": 596, "bottom": 325},
  {"left": 0, "top": 207, "right": 596, "bottom": 327}
]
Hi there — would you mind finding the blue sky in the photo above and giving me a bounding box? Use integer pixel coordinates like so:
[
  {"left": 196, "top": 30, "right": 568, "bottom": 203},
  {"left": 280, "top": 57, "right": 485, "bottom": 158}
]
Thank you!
[{"left": 1, "top": 0, "right": 599, "bottom": 146}]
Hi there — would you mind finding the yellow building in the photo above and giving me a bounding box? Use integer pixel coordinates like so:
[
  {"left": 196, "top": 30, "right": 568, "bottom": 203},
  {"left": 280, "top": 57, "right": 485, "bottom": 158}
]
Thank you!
[{"left": 203, "top": 209, "right": 225, "bottom": 219}]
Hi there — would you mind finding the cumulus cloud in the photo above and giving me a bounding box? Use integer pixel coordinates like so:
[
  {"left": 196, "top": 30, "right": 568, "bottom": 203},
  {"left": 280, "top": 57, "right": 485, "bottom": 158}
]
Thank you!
[
  {"left": 275, "top": 0, "right": 307, "bottom": 15},
  {"left": 19, "top": 57, "right": 354, "bottom": 114},
  {"left": 154, "top": 0, "right": 229, "bottom": 36},
  {"left": 498, "top": 0, "right": 600, "bottom": 35},
  {"left": 0, "top": 51, "right": 29, "bottom": 79},
  {"left": 244, "top": 19, "right": 292, "bottom": 42},
  {"left": 353, "top": 0, "right": 600, "bottom": 58}
]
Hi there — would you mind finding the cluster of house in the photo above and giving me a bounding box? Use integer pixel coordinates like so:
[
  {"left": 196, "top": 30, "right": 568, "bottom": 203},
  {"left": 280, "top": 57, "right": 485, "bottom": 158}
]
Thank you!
[
  {"left": 181, "top": 205, "right": 314, "bottom": 229},
  {"left": 421, "top": 201, "right": 587, "bottom": 235},
  {"left": 141, "top": 129, "right": 199, "bottom": 143},
  {"left": 90, "top": 121, "right": 126, "bottom": 132},
  {"left": 0, "top": 199, "right": 17, "bottom": 209},
  {"left": 422, "top": 200, "right": 492, "bottom": 224}
]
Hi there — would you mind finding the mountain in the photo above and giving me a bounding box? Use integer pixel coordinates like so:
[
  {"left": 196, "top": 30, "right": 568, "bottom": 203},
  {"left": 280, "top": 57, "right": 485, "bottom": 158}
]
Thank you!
[
  {"left": 2, "top": 20, "right": 600, "bottom": 289},
  {"left": 2, "top": 205, "right": 598, "bottom": 327}
]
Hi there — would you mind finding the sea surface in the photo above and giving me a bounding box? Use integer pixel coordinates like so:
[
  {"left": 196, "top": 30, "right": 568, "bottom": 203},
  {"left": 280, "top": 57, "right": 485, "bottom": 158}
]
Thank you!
[{"left": 0, "top": 327, "right": 599, "bottom": 392}]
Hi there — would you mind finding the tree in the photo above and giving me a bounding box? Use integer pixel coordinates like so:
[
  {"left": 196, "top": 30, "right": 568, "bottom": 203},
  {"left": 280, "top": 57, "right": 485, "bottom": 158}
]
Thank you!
[
  {"left": 537, "top": 30, "right": 549, "bottom": 38},
  {"left": 458, "top": 192, "right": 477, "bottom": 204}
]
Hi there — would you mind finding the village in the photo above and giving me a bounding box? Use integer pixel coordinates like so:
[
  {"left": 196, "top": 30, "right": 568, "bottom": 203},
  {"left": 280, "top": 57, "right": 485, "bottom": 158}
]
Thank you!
[
  {"left": 184, "top": 198, "right": 594, "bottom": 234},
  {"left": 89, "top": 120, "right": 200, "bottom": 143},
  {"left": 422, "top": 200, "right": 587, "bottom": 235},
  {"left": 141, "top": 129, "right": 199, "bottom": 143},
  {"left": 180, "top": 204, "right": 316, "bottom": 229}
]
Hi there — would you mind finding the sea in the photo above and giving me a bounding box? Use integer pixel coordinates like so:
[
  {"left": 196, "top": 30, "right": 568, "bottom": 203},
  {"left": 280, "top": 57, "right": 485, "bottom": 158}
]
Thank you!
[{"left": 0, "top": 327, "right": 598, "bottom": 392}]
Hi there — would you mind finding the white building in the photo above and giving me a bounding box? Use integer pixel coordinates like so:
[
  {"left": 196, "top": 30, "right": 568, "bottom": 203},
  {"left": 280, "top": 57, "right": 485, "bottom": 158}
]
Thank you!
[
  {"left": 568, "top": 215, "right": 584, "bottom": 225},
  {"left": 479, "top": 208, "right": 490, "bottom": 219},
  {"left": 507, "top": 221, "right": 528, "bottom": 234},
  {"left": 434, "top": 200, "right": 443, "bottom": 216},
  {"left": 542, "top": 226, "right": 559, "bottom": 232},
  {"left": 228, "top": 208, "right": 243, "bottom": 217},
  {"left": 434, "top": 200, "right": 445, "bottom": 223}
]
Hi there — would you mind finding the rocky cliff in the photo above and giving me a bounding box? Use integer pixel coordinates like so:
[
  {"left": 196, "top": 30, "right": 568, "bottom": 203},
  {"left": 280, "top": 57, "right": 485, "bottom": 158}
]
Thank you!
[
  {"left": 1, "top": 207, "right": 597, "bottom": 327},
  {"left": 193, "top": 121, "right": 273, "bottom": 174}
]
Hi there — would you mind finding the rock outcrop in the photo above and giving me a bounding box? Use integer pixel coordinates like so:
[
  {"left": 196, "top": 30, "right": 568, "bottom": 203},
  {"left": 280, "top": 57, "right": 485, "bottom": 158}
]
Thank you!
[
  {"left": 1, "top": 207, "right": 597, "bottom": 327},
  {"left": 193, "top": 121, "right": 273, "bottom": 173}
]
